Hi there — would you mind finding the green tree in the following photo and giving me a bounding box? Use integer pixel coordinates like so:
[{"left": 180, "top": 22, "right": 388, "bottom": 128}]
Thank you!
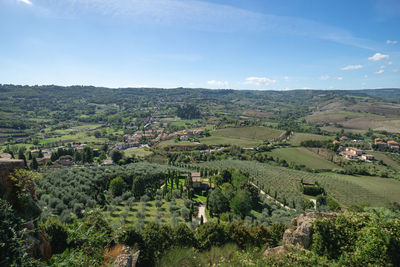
[
  {"left": 39, "top": 217, "right": 68, "bottom": 254},
  {"left": 109, "top": 177, "right": 127, "bottom": 197},
  {"left": 208, "top": 188, "right": 229, "bottom": 216},
  {"left": 30, "top": 157, "right": 38, "bottom": 170},
  {"left": 230, "top": 190, "right": 252, "bottom": 218},
  {"left": 172, "top": 223, "right": 195, "bottom": 247},
  {"left": 110, "top": 149, "right": 123, "bottom": 163}
]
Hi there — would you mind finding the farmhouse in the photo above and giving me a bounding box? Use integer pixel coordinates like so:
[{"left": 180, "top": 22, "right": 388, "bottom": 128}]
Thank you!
[
  {"left": 340, "top": 147, "right": 363, "bottom": 160},
  {"left": 361, "top": 154, "right": 374, "bottom": 161},
  {"left": 191, "top": 172, "right": 210, "bottom": 189},
  {"left": 388, "top": 141, "right": 399, "bottom": 151},
  {"left": 340, "top": 136, "right": 350, "bottom": 141}
]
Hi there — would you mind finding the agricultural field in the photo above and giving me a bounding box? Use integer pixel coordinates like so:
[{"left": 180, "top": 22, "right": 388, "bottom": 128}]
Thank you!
[
  {"left": 370, "top": 152, "right": 400, "bottom": 172},
  {"left": 320, "top": 125, "right": 366, "bottom": 134},
  {"left": 341, "top": 117, "right": 400, "bottom": 132},
  {"left": 124, "top": 147, "right": 153, "bottom": 158},
  {"left": 267, "top": 147, "right": 340, "bottom": 170},
  {"left": 212, "top": 126, "right": 284, "bottom": 141},
  {"left": 197, "top": 160, "right": 400, "bottom": 208},
  {"left": 289, "top": 133, "right": 333, "bottom": 146},
  {"left": 199, "top": 135, "right": 261, "bottom": 147},
  {"left": 103, "top": 198, "right": 188, "bottom": 227}
]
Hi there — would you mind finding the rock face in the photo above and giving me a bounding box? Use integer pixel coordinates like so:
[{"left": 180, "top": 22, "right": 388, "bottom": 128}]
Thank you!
[
  {"left": 264, "top": 212, "right": 337, "bottom": 256},
  {"left": 105, "top": 244, "right": 140, "bottom": 267}
]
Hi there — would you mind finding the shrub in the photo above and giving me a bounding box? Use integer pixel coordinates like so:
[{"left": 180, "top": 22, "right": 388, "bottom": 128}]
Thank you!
[
  {"left": 195, "top": 222, "right": 226, "bottom": 250},
  {"left": 109, "top": 177, "right": 127, "bottom": 197},
  {"left": 39, "top": 217, "right": 68, "bottom": 254},
  {"left": 172, "top": 224, "right": 195, "bottom": 248}
]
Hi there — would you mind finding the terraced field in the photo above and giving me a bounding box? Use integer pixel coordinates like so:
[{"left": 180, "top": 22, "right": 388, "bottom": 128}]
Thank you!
[{"left": 197, "top": 160, "right": 400, "bottom": 208}]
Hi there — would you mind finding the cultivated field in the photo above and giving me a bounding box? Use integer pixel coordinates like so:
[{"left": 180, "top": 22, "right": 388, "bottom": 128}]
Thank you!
[
  {"left": 289, "top": 133, "right": 333, "bottom": 146},
  {"left": 213, "top": 126, "right": 284, "bottom": 141},
  {"left": 267, "top": 147, "right": 340, "bottom": 170},
  {"left": 197, "top": 160, "right": 400, "bottom": 208}
]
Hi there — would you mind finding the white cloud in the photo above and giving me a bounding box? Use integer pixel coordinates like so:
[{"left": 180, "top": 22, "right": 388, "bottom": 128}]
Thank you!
[
  {"left": 393, "top": 69, "right": 399, "bottom": 73},
  {"left": 17, "top": 0, "right": 32, "bottom": 5},
  {"left": 364, "top": 75, "right": 368, "bottom": 78},
  {"left": 207, "top": 80, "right": 228, "bottom": 87},
  {"left": 375, "top": 69, "right": 384, "bottom": 74},
  {"left": 368, "top": 53, "right": 389, "bottom": 61},
  {"left": 337, "top": 77, "right": 343, "bottom": 80},
  {"left": 386, "top": 40, "right": 398, "bottom": 44},
  {"left": 243, "top": 77, "right": 276, "bottom": 86},
  {"left": 319, "top": 75, "right": 330, "bottom": 80},
  {"left": 388, "top": 61, "right": 393, "bottom": 65},
  {"left": 341, "top": 64, "right": 363, "bottom": 70},
  {"left": 380, "top": 65, "right": 385, "bottom": 69},
  {"left": 283, "top": 76, "right": 290, "bottom": 81}
]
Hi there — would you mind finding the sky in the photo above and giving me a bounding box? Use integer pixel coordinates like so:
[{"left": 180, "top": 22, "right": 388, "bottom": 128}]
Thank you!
[{"left": 0, "top": 0, "right": 399, "bottom": 90}]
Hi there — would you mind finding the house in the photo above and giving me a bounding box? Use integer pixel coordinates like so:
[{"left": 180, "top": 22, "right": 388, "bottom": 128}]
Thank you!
[
  {"left": 375, "top": 138, "right": 387, "bottom": 149},
  {"left": 340, "top": 136, "right": 350, "bottom": 141},
  {"left": 180, "top": 135, "right": 189, "bottom": 141},
  {"left": 191, "top": 172, "right": 201, "bottom": 188},
  {"left": 340, "top": 147, "right": 363, "bottom": 160},
  {"left": 361, "top": 154, "right": 374, "bottom": 161},
  {"left": 345, "top": 147, "right": 363, "bottom": 156},
  {"left": 387, "top": 141, "right": 399, "bottom": 150}
]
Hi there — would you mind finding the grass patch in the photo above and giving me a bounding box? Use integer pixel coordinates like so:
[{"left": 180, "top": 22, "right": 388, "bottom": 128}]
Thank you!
[
  {"left": 212, "top": 126, "right": 284, "bottom": 141},
  {"left": 289, "top": 133, "right": 333, "bottom": 146},
  {"left": 124, "top": 147, "right": 153, "bottom": 158}
]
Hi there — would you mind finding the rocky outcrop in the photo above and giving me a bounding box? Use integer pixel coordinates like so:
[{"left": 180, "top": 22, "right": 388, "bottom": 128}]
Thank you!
[
  {"left": 264, "top": 212, "right": 337, "bottom": 256},
  {"left": 104, "top": 244, "right": 140, "bottom": 267}
]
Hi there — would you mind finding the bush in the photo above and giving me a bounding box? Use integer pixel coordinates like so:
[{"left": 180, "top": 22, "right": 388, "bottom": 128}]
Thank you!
[
  {"left": 195, "top": 222, "right": 226, "bottom": 250},
  {"left": 39, "top": 217, "right": 68, "bottom": 254},
  {"left": 140, "top": 222, "right": 173, "bottom": 266},
  {"left": 172, "top": 224, "right": 195, "bottom": 248},
  {"left": 109, "top": 177, "right": 127, "bottom": 197}
]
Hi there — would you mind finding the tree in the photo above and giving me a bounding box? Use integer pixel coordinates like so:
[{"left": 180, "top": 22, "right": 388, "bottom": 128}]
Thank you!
[
  {"left": 0, "top": 199, "right": 34, "bottom": 266},
  {"left": 172, "top": 223, "right": 195, "bottom": 247},
  {"left": 110, "top": 149, "right": 123, "bottom": 163},
  {"left": 195, "top": 222, "right": 226, "bottom": 250},
  {"left": 39, "top": 217, "right": 68, "bottom": 254},
  {"left": 38, "top": 149, "right": 44, "bottom": 158},
  {"left": 109, "top": 177, "right": 127, "bottom": 197},
  {"left": 83, "top": 146, "right": 94, "bottom": 163},
  {"left": 30, "top": 157, "right": 38, "bottom": 170},
  {"left": 141, "top": 223, "right": 172, "bottom": 266},
  {"left": 230, "top": 190, "right": 252, "bottom": 218},
  {"left": 221, "top": 183, "right": 235, "bottom": 200},
  {"left": 208, "top": 188, "right": 229, "bottom": 216}
]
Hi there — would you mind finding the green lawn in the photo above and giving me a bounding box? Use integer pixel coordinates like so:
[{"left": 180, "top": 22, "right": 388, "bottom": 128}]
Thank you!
[
  {"left": 267, "top": 147, "right": 340, "bottom": 170},
  {"left": 169, "top": 119, "right": 201, "bottom": 127}
]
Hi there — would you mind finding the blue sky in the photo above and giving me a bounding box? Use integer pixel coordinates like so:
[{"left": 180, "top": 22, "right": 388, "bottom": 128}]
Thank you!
[{"left": 0, "top": 0, "right": 399, "bottom": 90}]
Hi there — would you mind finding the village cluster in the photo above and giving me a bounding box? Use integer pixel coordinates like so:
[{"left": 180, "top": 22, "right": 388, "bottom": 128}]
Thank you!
[{"left": 334, "top": 136, "right": 399, "bottom": 162}]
